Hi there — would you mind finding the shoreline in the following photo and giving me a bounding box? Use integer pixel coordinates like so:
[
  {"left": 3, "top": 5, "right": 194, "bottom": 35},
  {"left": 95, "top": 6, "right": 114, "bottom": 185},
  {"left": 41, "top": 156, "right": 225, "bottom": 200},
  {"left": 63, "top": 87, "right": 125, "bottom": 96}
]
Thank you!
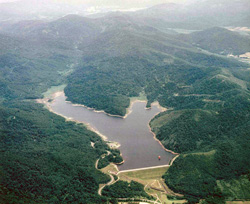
[
  {"left": 146, "top": 104, "right": 179, "bottom": 156},
  {"left": 66, "top": 93, "right": 167, "bottom": 119},
  {"left": 69, "top": 98, "right": 161, "bottom": 119},
  {"left": 146, "top": 109, "right": 179, "bottom": 169},
  {"left": 150, "top": 124, "right": 179, "bottom": 156},
  {"left": 59, "top": 91, "right": 177, "bottom": 157},
  {"left": 37, "top": 90, "right": 179, "bottom": 172},
  {"left": 36, "top": 93, "right": 109, "bottom": 141}
]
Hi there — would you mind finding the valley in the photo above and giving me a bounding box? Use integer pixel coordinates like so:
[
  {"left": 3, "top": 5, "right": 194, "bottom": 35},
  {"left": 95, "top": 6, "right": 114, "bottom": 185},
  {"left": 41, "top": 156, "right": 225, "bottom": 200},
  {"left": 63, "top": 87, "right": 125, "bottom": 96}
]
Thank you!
[
  {"left": 41, "top": 88, "right": 175, "bottom": 171},
  {"left": 1, "top": 0, "right": 250, "bottom": 203}
]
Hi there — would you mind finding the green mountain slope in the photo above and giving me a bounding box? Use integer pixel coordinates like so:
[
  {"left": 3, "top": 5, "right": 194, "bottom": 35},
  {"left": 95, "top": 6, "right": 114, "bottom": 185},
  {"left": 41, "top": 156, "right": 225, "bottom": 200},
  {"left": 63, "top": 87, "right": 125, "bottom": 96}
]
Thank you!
[
  {"left": 0, "top": 102, "right": 110, "bottom": 203},
  {"left": 65, "top": 25, "right": 247, "bottom": 115},
  {"left": 150, "top": 66, "right": 250, "bottom": 203},
  {"left": 0, "top": 24, "right": 145, "bottom": 203},
  {"left": 181, "top": 27, "right": 250, "bottom": 55}
]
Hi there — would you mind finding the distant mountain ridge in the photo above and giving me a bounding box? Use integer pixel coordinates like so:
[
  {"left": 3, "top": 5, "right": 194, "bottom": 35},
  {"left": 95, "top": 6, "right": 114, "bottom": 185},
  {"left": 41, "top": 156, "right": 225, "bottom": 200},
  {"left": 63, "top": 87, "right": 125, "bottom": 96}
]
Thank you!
[
  {"left": 0, "top": 0, "right": 250, "bottom": 31},
  {"left": 130, "top": 0, "right": 250, "bottom": 30},
  {"left": 180, "top": 27, "right": 250, "bottom": 55}
]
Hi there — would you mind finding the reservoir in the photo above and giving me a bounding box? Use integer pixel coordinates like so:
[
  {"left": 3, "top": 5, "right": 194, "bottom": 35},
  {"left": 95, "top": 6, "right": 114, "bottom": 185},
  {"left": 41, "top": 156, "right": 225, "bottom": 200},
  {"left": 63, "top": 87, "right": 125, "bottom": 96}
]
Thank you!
[{"left": 49, "top": 92, "right": 175, "bottom": 171}]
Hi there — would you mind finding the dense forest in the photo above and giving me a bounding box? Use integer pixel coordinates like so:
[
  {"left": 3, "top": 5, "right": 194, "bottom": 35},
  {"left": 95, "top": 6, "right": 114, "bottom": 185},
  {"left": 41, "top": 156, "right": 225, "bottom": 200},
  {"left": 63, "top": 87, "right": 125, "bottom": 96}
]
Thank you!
[
  {"left": 0, "top": 102, "right": 111, "bottom": 203},
  {"left": 150, "top": 64, "right": 250, "bottom": 202},
  {"left": 65, "top": 45, "right": 246, "bottom": 116},
  {"left": 0, "top": 30, "right": 134, "bottom": 203},
  {"left": 102, "top": 180, "right": 152, "bottom": 200},
  {"left": 97, "top": 149, "right": 123, "bottom": 169}
]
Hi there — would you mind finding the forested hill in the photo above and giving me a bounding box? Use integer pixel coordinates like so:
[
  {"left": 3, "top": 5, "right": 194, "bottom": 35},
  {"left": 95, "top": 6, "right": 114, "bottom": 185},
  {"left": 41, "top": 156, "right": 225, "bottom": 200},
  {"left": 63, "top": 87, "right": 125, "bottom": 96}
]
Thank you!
[
  {"left": 0, "top": 30, "right": 113, "bottom": 203},
  {"left": 180, "top": 27, "right": 250, "bottom": 55},
  {"left": 65, "top": 26, "right": 247, "bottom": 116},
  {"left": 0, "top": 23, "right": 134, "bottom": 203},
  {"left": 1, "top": 3, "right": 250, "bottom": 203}
]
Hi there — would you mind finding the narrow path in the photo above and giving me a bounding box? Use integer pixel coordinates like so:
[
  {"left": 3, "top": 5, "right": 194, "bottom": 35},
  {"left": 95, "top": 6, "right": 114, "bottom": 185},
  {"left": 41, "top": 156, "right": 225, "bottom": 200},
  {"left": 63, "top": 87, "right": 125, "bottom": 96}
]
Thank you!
[
  {"left": 95, "top": 158, "right": 99, "bottom": 169},
  {"left": 154, "top": 195, "right": 161, "bottom": 204},
  {"left": 95, "top": 151, "right": 111, "bottom": 170},
  {"left": 117, "top": 198, "right": 161, "bottom": 204},
  {"left": 169, "top": 155, "right": 179, "bottom": 166},
  {"left": 144, "top": 182, "right": 162, "bottom": 204},
  {"left": 160, "top": 180, "right": 171, "bottom": 194},
  {"left": 96, "top": 151, "right": 117, "bottom": 196},
  {"left": 98, "top": 174, "right": 114, "bottom": 196},
  {"left": 159, "top": 180, "right": 183, "bottom": 197}
]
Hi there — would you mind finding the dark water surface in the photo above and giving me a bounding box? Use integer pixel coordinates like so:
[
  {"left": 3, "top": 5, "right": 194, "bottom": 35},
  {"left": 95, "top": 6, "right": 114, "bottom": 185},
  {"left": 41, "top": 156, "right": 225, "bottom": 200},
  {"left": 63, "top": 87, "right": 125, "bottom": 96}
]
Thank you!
[{"left": 50, "top": 93, "right": 175, "bottom": 170}]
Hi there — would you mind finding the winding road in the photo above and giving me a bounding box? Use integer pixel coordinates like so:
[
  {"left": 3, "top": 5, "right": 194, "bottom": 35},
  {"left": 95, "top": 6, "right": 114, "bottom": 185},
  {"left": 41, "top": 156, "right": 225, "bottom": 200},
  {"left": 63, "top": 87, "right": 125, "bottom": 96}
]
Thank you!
[
  {"left": 98, "top": 174, "right": 115, "bottom": 196},
  {"left": 96, "top": 151, "right": 117, "bottom": 196}
]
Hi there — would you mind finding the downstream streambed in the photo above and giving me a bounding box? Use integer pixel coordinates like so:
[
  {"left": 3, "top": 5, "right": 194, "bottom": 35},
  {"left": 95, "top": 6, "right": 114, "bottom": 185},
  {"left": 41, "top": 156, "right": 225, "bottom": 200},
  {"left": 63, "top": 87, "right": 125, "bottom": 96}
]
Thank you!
[{"left": 46, "top": 92, "right": 175, "bottom": 171}]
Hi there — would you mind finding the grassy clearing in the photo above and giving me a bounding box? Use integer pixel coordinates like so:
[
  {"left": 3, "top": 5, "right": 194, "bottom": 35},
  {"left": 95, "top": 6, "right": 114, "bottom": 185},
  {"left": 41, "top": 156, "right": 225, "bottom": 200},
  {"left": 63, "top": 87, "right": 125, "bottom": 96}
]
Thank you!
[
  {"left": 100, "top": 164, "right": 119, "bottom": 175},
  {"left": 146, "top": 187, "right": 186, "bottom": 204},
  {"left": 43, "top": 84, "right": 67, "bottom": 98},
  {"left": 130, "top": 92, "right": 147, "bottom": 102},
  {"left": 58, "top": 68, "right": 74, "bottom": 77},
  {"left": 150, "top": 111, "right": 182, "bottom": 131},
  {"left": 120, "top": 166, "right": 169, "bottom": 181},
  {"left": 183, "top": 150, "right": 216, "bottom": 157},
  {"left": 118, "top": 166, "right": 185, "bottom": 204}
]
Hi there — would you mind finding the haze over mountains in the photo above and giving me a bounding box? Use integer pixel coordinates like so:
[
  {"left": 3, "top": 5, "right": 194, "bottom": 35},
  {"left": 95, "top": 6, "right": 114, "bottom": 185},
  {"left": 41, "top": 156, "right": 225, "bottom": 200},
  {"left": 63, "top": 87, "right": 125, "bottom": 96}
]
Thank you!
[
  {"left": 1, "top": 0, "right": 250, "bottom": 203},
  {"left": 0, "top": 0, "right": 250, "bottom": 29}
]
